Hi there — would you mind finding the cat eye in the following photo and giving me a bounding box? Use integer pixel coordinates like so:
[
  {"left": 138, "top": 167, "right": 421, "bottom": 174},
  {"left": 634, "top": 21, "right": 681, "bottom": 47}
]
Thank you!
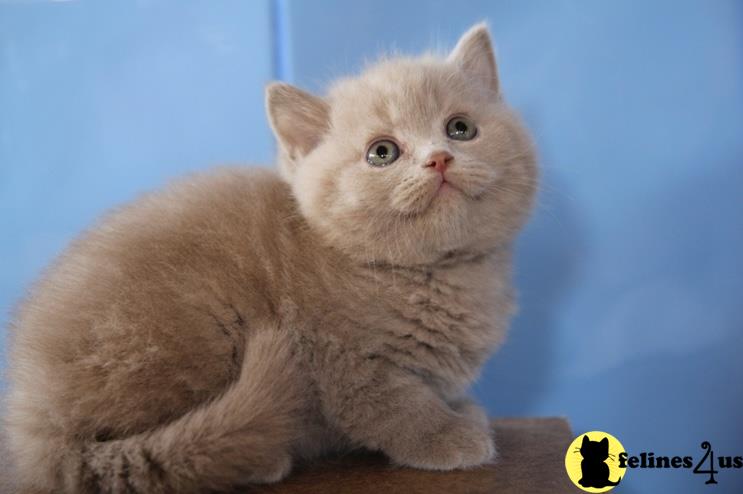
[
  {"left": 446, "top": 116, "right": 477, "bottom": 141},
  {"left": 366, "top": 139, "right": 400, "bottom": 167}
]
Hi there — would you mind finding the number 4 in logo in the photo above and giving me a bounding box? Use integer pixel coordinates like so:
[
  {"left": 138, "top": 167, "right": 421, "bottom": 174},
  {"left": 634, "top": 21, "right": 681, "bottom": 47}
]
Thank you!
[{"left": 693, "top": 441, "right": 719, "bottom": 484}]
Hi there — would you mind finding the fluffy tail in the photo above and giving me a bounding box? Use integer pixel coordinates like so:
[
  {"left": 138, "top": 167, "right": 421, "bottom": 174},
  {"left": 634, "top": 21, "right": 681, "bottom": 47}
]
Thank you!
[{"left": 55, "top": 329, "right": 304, "bottom": 493}]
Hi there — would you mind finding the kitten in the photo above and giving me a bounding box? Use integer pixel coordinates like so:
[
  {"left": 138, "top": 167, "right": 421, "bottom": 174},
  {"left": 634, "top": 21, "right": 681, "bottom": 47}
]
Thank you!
[{"left": 3, "top": 23, "right": 537, "bottom": 493}]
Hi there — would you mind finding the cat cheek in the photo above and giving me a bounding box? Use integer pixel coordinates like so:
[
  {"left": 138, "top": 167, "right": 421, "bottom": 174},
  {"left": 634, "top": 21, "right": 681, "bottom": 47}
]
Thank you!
[{"left": 342, "top": 172, "right": 391, "bottom": 211}]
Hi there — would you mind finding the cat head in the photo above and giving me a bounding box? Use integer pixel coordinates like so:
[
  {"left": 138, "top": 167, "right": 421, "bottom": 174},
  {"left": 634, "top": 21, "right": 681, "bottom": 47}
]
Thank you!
[
  {"left": 266, "top": 23, "right": 537, "bottom": 266},
  {"left": 580, "top": 435, "right": 610, "bottom": 461}
]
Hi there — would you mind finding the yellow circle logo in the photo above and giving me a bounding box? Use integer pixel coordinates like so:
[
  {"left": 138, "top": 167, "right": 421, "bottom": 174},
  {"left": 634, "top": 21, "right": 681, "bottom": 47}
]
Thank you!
[{"left": 565, "top": 431, "right": 626, "bottom": 492}]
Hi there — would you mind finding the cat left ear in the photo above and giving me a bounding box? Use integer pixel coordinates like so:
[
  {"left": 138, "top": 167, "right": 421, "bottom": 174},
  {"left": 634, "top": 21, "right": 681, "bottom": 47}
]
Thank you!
[
  {"left": 448, "top": 22, "right": 499, "bottom": 94},
  {"left": 266, "top": 82, "right": 330, "bottom": 168}
]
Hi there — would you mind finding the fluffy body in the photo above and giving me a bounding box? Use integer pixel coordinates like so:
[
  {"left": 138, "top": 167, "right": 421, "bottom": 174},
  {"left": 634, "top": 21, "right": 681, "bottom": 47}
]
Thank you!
[{"left": 4, "top": 24, "right": 537, "bottom": 493}]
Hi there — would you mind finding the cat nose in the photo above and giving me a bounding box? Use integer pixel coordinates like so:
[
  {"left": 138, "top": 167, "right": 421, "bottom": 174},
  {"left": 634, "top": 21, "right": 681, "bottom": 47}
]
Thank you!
[{"left": 424, "top": 151, "right": 453, "bottom": 173}]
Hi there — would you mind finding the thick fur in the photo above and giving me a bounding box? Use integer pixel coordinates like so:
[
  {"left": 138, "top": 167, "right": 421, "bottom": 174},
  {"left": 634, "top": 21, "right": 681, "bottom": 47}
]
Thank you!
[{"left": 3, "top": 24, "right": 538, "bottom": 493}]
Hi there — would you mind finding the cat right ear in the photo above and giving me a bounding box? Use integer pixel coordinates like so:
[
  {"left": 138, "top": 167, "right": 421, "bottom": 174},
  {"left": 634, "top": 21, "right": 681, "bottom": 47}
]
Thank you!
[
  {"left": 448, "top": 23, "right": 499, "bottom": 94},
  {"left": 266, "top": 83, "right": 330, "bottom": 171}
]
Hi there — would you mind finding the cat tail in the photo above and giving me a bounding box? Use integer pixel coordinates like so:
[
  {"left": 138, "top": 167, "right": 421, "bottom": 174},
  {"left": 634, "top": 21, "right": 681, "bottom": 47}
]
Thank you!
[
  {"left": 58, "top": 328, "right": 305, "bottom": 493},
  {"left": 607, "top": 477, "right": 622, "bottom": 486}
]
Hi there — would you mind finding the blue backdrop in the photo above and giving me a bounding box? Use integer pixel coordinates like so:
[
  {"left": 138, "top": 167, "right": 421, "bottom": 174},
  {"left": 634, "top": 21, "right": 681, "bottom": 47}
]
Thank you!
[{"left": 1, "top": 1, "right": 741, "bottom": 492}]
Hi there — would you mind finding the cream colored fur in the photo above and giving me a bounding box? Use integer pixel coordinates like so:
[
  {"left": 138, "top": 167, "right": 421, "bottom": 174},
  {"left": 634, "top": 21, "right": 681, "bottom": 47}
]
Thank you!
[{"left": 3, "top": 24, "right": 537, "bottom": 493}]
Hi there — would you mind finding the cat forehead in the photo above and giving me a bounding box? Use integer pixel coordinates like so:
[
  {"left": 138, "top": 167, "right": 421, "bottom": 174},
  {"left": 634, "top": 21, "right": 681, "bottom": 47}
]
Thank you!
[{"left": 327, "top": 58, "right": 469, "bottom": 130}]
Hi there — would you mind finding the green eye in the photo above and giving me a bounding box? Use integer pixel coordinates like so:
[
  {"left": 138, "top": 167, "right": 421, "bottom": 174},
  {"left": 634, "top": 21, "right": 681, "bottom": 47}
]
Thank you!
[
  {"left": 446, "top": 116, "right": 477, "bottom": 141},
  {"left": 366, "top": 139, "right": 400, "bottom": 167}
]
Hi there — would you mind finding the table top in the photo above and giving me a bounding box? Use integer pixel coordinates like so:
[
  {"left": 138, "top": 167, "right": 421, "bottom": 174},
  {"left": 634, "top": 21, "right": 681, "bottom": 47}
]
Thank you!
[
  {"left": 0, "top": 417, "right": 581, "bottom": 493},
  {"left": 247, "top": 417, "right": 582, "bottom": 494}
]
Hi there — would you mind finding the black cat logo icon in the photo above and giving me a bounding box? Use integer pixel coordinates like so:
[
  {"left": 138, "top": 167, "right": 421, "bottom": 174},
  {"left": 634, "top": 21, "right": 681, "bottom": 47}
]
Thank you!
[{"left": 565, "top": 431, "right": 626, "bottom": 492}]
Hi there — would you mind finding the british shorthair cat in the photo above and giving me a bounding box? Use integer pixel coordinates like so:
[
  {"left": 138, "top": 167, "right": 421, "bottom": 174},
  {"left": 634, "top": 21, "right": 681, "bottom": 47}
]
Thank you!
[{"left": 4, "top": 23, "right": 537, "bottom": 493}]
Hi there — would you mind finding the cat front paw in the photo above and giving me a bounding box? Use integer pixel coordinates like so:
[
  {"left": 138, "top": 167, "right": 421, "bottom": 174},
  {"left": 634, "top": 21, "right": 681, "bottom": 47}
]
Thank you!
[
  {"left": 388, "top": 416, "right": 496, "bottom": 471},
  {"left": 450, "top": 398, "right": 490, "bottom": 430}
]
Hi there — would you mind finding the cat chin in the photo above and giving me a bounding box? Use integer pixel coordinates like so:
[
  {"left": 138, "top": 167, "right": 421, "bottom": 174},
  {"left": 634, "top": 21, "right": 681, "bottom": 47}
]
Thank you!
[{"left": 421, "top": 179, "right": 472, "bottom": 213}]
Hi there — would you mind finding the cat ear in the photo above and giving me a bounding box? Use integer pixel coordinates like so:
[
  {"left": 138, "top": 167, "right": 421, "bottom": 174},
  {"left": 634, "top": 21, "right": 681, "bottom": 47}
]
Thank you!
[
  {"left": 600, "top": 437, "right": 609, "bottom": 447},
  {"left": 266, "top": 82, "right": 330, "bottom": 168},
  {"left": 448, "top": 22, "right": 499, "bottom": 94},
  {"left": 582, "top": 435, "right": 590, "bottom": 447}
]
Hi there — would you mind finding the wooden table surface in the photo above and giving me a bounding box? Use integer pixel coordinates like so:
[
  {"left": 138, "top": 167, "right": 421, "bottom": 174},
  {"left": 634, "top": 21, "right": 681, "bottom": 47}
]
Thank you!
[
  {"left": 246, "top": 417, "right": 582, "bottom": 494},
  {"left": 0, "top": 417, "right": 581, "bottom": 493}
]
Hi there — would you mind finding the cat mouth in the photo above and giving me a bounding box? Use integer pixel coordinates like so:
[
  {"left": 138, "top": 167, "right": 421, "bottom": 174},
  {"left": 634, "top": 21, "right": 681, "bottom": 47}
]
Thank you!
[
  {"left": 436, "top": 175, "right": 463, "bottom": 195},
  {"left": 422, "top": 175, "right": 466, "bottom": 211},
  {"left": 392, "top": 174, "right": 476, "bottom": 218}
]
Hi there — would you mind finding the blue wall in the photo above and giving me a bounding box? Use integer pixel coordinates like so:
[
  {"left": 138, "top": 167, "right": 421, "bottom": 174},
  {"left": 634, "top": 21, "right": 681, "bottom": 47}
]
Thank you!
[
  {"left": 2, "top": 1, "right": 742, "bottom": 492},
  {"left": 0, "top": 0, "right": 276, "bottom": 366}
]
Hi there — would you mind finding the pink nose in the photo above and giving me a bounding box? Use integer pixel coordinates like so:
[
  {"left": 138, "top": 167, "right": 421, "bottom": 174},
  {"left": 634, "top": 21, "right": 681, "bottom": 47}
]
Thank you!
[{"left": 425, "top": 151, "right": 453, "bottom": 173}]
